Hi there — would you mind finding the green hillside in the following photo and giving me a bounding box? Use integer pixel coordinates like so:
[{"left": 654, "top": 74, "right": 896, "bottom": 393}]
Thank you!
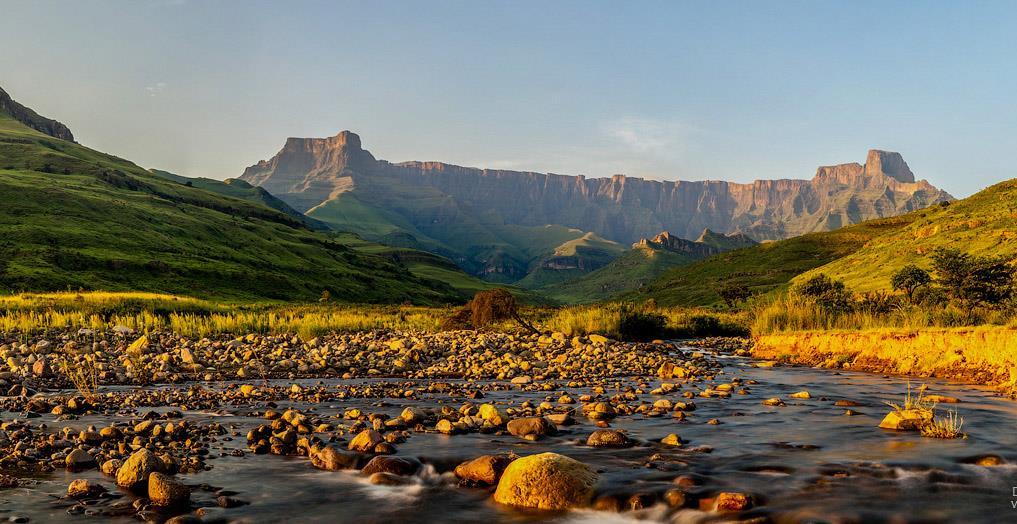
[
  {"left": 0, "top": 103, "right": 458, "bottom": 303},
  {"left": 514, "top": 232, "right": 625, "bottom": 289},
  {"left": 627, "top": 213, "right": 923, "bottom": 306},
  {"left": 797, "top": 180, "right": 1017, "bottom": 291},
  {"left": 542, "top": 245, "right": 702, "bottom": 303},
  {"left": 149, "top": 169, "right": 328, "bottom": 230}
]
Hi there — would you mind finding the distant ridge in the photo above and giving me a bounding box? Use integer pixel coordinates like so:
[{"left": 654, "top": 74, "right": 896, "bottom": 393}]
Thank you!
[{"left": 0, "top": 86, "right": 74, "bottom": 142}]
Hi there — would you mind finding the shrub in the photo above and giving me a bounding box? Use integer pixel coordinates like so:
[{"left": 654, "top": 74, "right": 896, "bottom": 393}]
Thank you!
[
  {"left": 616, "top": 309, "right": 666, "bottom": 341},
  {"left": 441, "top": 288, "right": 537, "bottom": 333},
  {"left": 718, "top": 284, "right": 752, "bottom": 307},
  {"left": 792, "top": 274, "right": 853, "bottom": 313}
]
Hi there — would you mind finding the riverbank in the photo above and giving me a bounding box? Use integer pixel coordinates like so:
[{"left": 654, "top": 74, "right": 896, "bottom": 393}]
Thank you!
[{"left": 753, "top": 325, "right": 1017, "bottom": 396}]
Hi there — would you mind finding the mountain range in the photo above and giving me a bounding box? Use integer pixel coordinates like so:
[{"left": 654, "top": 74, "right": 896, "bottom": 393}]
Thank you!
[
  {"left": 3, "top": 85, "right": 990, "bottom": 307},
  {"left": 238, "top": 131, "right": 953, "bottom": 284}
]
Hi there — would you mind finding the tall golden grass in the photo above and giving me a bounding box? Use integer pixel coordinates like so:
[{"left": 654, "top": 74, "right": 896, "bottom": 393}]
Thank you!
[
  {"left": 751, "top": 293, "right": 1016, "bottom": 336},
  {"left": 0, "top": 292, "right": 449, "bottom": 338},
  {"left": 544, "top": 302, "right": 750, "bottom": 338}
]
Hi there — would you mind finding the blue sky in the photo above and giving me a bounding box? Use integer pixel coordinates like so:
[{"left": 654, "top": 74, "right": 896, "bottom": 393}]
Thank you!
[{"left": 2, "top": 0, "right": 1015, "bottom": 197}]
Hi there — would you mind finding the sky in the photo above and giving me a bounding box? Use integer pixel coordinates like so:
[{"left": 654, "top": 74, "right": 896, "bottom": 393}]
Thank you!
[{"left": 2, "top": 1, "right": 1016, "bottom": 198}]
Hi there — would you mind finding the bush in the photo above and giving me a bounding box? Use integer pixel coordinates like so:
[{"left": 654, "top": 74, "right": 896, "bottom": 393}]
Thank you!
[
  {"left": 718, "top": 284, "right": 752, "bottom": 307},
  {"left": 932, "top": 248, "right": 1015, "bottom": 307},
  {"left": 616, "top": 310, "right": 667, "bottom": 341},
  {"left": 441, "top": 288, "right": 536, "bottom": 332},
  {"left": 793, "top": 274, "right": 853, "bottom": 313}
]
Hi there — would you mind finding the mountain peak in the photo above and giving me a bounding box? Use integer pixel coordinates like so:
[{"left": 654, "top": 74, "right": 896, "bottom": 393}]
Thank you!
[
  {"left": 0, "top": 86, "right": 75, "bottom": 142},
  {"left": 865, "top": 149, "right": 915, "bottom": 183}
]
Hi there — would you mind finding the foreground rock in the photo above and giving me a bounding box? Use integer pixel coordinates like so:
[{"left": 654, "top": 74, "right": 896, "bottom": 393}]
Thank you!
[
  {"left": 455, "top": 455, "right": 513, "bottom": 486},
  {"left": 878, "top": 409, "right": 933, "bottom": 431},
  {"left": 116, "top": 449, "right": 162, "bottom": 490},
  {"left": 148, "top": 472, "right": 190, "bottom": 506},
  {"left": 493, "top": 453, "right": 598, "bottom": 510}
]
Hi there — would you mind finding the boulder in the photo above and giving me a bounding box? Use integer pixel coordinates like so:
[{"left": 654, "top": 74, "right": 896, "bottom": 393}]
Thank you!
[
  {"left": 454, "top": 455, "right": 513, "bottom": 486},
  {"left": 493, "top": 453, "right": 598, "bottom": 510},
  {"left": 348, "top": 429, "right": 384, "bottom": 452},
  {"left": 585, "top": 429, "right": 630, "bottom": 448},
  {"left": 878, "top": 409, "right": 933, "bottom": 431},
  {"left": 65, "top": 448, "right": 95, "bottom": 470},
  {"left": 361, "top": 456, "right": 421, "bottom": 476},
  {"left": 116, "top": 449, "right": 162, "bottom": 489},
  {"left": 311, "top": 446, "right": 362, "bottom": 471},
  {"left": 148, "top": 472, "right": 190, "bottom": 506},
  {"left": 67, "top": 479, "right": 106, "bottom": 498},
  {"left": 506, "top": 417, "right": 555, "bottom": 438}
]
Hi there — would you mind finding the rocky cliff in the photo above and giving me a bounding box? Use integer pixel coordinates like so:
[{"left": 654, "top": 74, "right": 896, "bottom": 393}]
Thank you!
[
  {"left": 239, "top": 131, "right": 953, "bottom": 279},
  {"left": 0, "top": 87, "right": 74, "bottom": 142}
]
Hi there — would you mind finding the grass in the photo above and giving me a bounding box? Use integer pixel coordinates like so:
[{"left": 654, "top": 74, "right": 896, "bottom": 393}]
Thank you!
[
  {"left": 57, "top": 356, "right": 99, "bottom": 402},
  {"left": 796, "top": 180, "right": 1017, "bottom": 293},
  {"left": 0, "top": 291, "right": 451, "bottom": 339},
  {"left": 542, "top": 302, "right": 750, "bottom": 340},
  {"left": 921, "top": 409, "right": 965, "bottom": 439},
  {"left": 750, "top": 289, "right": 1016, "bottom": 336},
  {"left": 626, "top": 212, "right": 922, "bottom": 307}
]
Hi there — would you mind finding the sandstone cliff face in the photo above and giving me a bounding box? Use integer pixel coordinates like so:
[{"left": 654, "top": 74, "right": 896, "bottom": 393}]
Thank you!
[
  {"left": 239, "top": 131, "right": 953, "bottom": 249},
  {"left": 0, "top": 87, "right": 74, "bottom": 142}
]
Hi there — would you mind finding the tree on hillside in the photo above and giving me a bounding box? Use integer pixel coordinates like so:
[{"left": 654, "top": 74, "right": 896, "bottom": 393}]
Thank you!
[
  {"left": 793, "top": 274, "right": 852, "bottom": 313},
  {"left": 930, "top": 248, "right": 1015, "bottom": 307},
  {"left": 718, "top": 283, "right": 752, "bottom": 307},
  {"left": 891, "top": 265, "right": 932, "bottom": 302}
]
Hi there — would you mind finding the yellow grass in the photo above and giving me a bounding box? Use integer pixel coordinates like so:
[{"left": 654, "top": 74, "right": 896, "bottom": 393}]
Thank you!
[
  {"left": 0, "top": 291, "right": 450, "bottom": 339},
  {"left": 543, "top": 303, "right": 749, "bottom": 338},
  {"left": 921, "top": 409, "right": 965, "bottom": 439},
  {"left": 754, "top": 325, "right": 1017, "bottom": 395}
]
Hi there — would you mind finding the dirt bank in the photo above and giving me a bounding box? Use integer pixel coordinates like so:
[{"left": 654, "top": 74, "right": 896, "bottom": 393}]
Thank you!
[{"left": 752, "top": 326, "right": 1017, "bottom": 396}]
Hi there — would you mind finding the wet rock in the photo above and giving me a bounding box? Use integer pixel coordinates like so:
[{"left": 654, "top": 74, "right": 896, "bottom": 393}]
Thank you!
[
  {"left": 506, "top": 417, "right": 555, "bottom": 439},
  {"left": 762, "top": 398, "right": 785, "bottom": 407},
  {"left": 361, "top": 456, "right": 421, "bottom": 476},
  {"left": 368, "top": 472, "right": 414, "bottom": 486},
  {"left": 311, "top": 446, "right": 362, "bottom": 471},
  {"left": 217, "top": 495, "right": 248, "bottom": 508},
  {"left": 925, "top": 394, "right": 960, "bottom": 404},
  {"left": 493, "top": 452, "right": 598, "bottom": 510},
  {"left": 455, "top": 455, "right": 513, "bottom": 486},
  {"left": 65, "top": 448, "right": 95, "bottom": 470},
  {"left": 790, "top": 391, "right": 811, "bottom": 399},
  {"left": 663, "top": 488, "right": 687, "bottom": 507},
  {"left": 713, "top": 492, "right": 752, "bottom": 511},
  {"left": 586, "top": 429, "right": 630, "bottom": 448},
  {"left": 878, "top": 409, "right": 933, "bottom": 431},
  {"left": 101, "top": 459, "right": 122, "bottom": 476},
  {"left": 661, "top": 433, "right": 683, "bottom": 447},
  {"left": 116, "top": 449, "right": 162, "bottom": 489},
  {"left": 67, "top": 479, "right": 106, "bottom": 498},
  {"left": 148, "top": 472, "right": 190, "bottom": 506},
  {"left": 348, "top": 429, "right": 384, "bottom": 452}
]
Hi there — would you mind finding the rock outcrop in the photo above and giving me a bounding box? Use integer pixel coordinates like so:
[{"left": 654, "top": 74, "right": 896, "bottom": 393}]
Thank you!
[{"left": 0, "top": 86, "right": 74, "bottom": 142}]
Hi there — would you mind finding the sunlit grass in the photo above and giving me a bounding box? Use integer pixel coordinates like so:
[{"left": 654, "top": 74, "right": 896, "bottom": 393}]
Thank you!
[{"left": 543, "top": 302, "right": 750, "bottom": 339}]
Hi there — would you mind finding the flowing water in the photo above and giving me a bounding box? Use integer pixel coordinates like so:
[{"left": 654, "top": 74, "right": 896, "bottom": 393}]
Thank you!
[{"left": 3, "top": 346, "right": 1017, "bottom": 523}]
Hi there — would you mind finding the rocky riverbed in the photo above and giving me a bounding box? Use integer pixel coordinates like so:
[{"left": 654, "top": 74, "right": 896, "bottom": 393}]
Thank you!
[{"left": 0, "top": 330, "right": 1015, "bottom": 523}]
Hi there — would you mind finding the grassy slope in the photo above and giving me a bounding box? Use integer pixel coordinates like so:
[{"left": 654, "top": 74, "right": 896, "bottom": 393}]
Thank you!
[
  {"left": 797, "top": 180, "right": 1017, "bottom": 291},
  {"left": 514, "top": 232, "right": 626, "bottom": 290},
  {"left": 627, "top": 212, "right": 923, "bottom": 306},
  {"left": 541, "top": 246, "right": 701, "bottom": 303},
  {"left": 149, "top": 169, "right": 328, "bottom": 230},
  {"left": 0, "top": 112, "right": 458, "bottom": 303}
]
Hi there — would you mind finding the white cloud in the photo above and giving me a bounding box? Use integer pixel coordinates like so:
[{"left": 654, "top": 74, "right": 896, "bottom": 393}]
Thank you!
[
  {"left": 600, "top": 116, "right": 692, "bottom": 158},
  {"left": 145, "top": 82, "right": 168, "bottom": 97}
]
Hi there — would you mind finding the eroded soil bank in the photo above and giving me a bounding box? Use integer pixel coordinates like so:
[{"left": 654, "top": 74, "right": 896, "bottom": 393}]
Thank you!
[{"left": 753, "top": 326, "right": 1017, "bottom": 396}]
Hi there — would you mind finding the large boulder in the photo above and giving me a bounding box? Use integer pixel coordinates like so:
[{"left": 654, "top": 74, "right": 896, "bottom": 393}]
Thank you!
[
  {"left": 116, "top": 449, "right": 162, "bottom": 489},
  {"left": 493, "top": 453, "right": 598, "bottom": 510},
  {"left": 455, "top": 455, "right": 513, "bottom": 486}
]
